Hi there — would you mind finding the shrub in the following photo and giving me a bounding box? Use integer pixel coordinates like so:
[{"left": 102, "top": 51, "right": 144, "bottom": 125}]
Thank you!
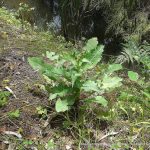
[
  {"left": 116, "top": 39, "right": 150, "bottom": 70},
  {"left": 28, "top": 38, "right": 122, "bottom": 112}
]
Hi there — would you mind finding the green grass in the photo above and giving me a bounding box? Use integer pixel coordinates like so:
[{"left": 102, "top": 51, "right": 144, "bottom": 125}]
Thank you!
[{"left": 0, "top": 7, "right": 74, "bottom": 55}]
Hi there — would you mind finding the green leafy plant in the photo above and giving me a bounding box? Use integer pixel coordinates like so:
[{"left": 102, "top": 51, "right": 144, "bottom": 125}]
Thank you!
[
  {"left": 36, "top": 106, "right": 47, "bottom": 118},
  {"left": 46, "top": 139, "right": 56, "bottom": 149},
  {"left": 0, "top": 7, "right": 21, "bottom": 27},
  {"left": 17, "top": 3, "right": 34, "bottom": 29},
  {"left": 128, "top": 70, "right": 150, "bottom": 102},
  {"left": 8, "top": 109, "right": 20, "bottom": 119},
  {"left": 23, "top": 140, "right": 33, "bottom": 146},
  {"left": 0, "top": 90, "right": 11, "bottom": 107},
  {"left": 28, "top": 38, "right": 123, "bottom": 112},
  {"left": 128, "top": 71, "right": 139, "bottom": 81},
  {"left": 116, "top": 39, "right": 150, "bottom": 70}
]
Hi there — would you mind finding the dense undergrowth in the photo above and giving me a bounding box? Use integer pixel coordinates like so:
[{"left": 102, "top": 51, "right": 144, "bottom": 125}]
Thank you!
[
  {"left": 60, "top": 0, "right": 150, "bottom": 42},
  {"left": 0, "top": 7, "right": 150, "bottom": 150}
]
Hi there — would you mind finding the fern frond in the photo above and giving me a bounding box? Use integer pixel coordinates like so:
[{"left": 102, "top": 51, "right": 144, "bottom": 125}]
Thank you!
[{"left": 116, "top": 39, "right": 150, "bottom": 69}]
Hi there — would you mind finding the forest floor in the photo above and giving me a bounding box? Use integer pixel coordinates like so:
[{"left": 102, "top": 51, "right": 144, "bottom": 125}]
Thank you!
[
  {"left": 0, "top": 42, "right": 73, "bottom": 150},
  {"left": 0, "top": 8, "right": 150, "bottom": 150},
  {"left": 0, "top": 9, "right": 75, "bottom": 149}
]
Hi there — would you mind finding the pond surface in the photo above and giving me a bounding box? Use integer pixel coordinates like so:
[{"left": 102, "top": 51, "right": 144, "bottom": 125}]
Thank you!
[{"left": 0, "top": 0, "right": 61, "bottom": 31}]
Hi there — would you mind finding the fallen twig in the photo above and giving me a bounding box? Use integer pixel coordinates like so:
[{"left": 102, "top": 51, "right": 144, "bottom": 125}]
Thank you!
[
  {"left": 99, "top": 130, "right": 122, "bottom": 141},
  {"left": 3, "top": 131, "right": 22, "bottom": 139},
  {"left": 5, "top": 86, "right": 17, "bottom": 99}
]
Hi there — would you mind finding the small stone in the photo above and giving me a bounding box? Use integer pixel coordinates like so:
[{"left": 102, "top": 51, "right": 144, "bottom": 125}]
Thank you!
[
  {"left": 16, "top": 72, "right": 21, "bottom": 75},
  {"left": 66, "top": 145, "right": 72, "bottom": 150}
]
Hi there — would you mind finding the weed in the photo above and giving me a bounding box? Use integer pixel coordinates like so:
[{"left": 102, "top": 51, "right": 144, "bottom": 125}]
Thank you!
[
  {"left": 36, "top": 106, "right": 47, "bottom": 119},
  {"left": 16, "top": 3, "right": 34, "bottom": 30},
  {"left": 28, "top": 38, "right": 123, "bottom": 113},
  {"left": 8, "top": 109, "right": 20, "bottom": 119},
  {"left": 0, "top": 90, "right": 11, "bottom": 107}
]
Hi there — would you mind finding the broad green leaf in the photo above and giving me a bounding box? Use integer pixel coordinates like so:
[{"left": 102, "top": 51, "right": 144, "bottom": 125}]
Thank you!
[
  {"left": 28, "top": 57, "right": 45, "bottom": 71},
  {"left": 128, "top": 71, "right": 139, "bottom": 81},
  {"left": 44, "top": 66, "right": 68, "bottom": 81},
  {"left": 82, "top": 58, "right": 90, "bottom": 63},
  {"left": 102, "top": 75, "right": 122, "bottom": 90},
  {"left": 82, "top": 80, "right": 99, "bottom": 92},
  {"left": 81, "top": 45, "right": 104, "bottom": 71},
  {"left": 51, "top": 85, "right": 71, "bottom": 97},
  {"left": 62, "top": 52, "right": 77, "bottom": 66},
  {"left": 134, "top": 55, "right": 139, "bottom": 61},
  {"left": 49, "top": 93, "right": 57, "bottom": 100},
  {"left": 71, "top": 71, "right": 81, "bottom": 87},
  {"left": 84, "top": 37, "right": 98, "bottom": 51},
  {"left": 94, "top": 96, "right": 108, "bottom": 107},
  {"left": 55, "top": 99, "right": 70, "bottom": 112},
  {"left": 107, "top": 64, "right": 122, "bottom": 74},
  {"left": 28, "top": 57, "right": 67, "bottom": 81},
  {"left": 45, "top": 67, "right": 64, "bottom": 76},
  {"left": 66, "top": 96, "right": 76, "bottom": 105},
  {"left": 85, "top": 96, "right": 108, "bottom": 107},
  {"left": 46, "top": 51, "right": 59, "bottom": 60}
]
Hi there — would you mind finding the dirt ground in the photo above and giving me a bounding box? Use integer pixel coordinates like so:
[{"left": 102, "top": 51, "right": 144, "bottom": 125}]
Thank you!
[
  {"left": 0, "top": 17, "right": 75, "bottom": 149},
  {"left": 0, "top": 46, "right": 75, "bottom": 150},
  {"left": 0, "top": 48, "right": 50, "bottom": 138},
  {"left": 0, "top": 9, "right": 150, "bottom": 149}
]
